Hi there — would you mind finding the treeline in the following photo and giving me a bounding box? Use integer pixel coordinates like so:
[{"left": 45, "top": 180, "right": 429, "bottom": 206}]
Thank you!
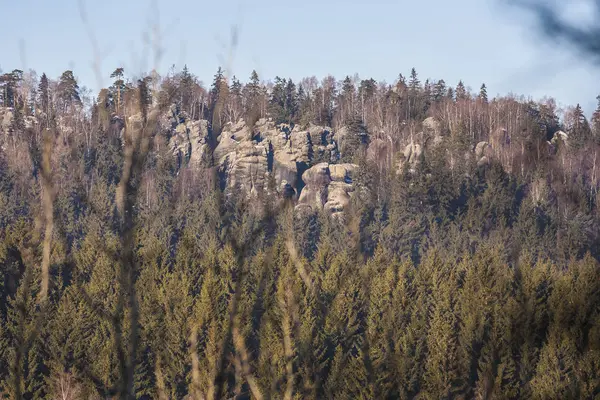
[{"left": 0, "top": 64, "right": 599, "bottom": 398}]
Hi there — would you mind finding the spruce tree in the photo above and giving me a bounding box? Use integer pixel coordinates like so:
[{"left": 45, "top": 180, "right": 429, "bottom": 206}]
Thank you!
[
  {"left": 243, "top": 70, "right": 262, "bottom": 128},
  {"left": 568, "top": 103, "right": 591, "bottom": 149},
  {"left": 179, "top": 65, "right": 195, "bottom": 117},
  {"left": 57, "top": 70, "right": 81, "bottom": 111},
  {"left": 479, "top": 83, "right": 488, "bottom": 103},
  {"left": 269, "top": 76, "right": 287, "bottom": 124},
  {"left": 408, "top": 68, "right": 420, "bottom": 93},
  {"left": 433, "top": 79, "right": 447, "bottom": 102},
  {"left": 456, "top": 80, "right": 467, "bottom": 100},
  {"left": 591, "top": 94, "right": 600, "bottom": 143},
  {"left": 37, "top": 73, "right": 50, "bottom": 117},
  {"left": 284, "top": 78, "right": 298, "bottom": 124},
  {"left": 109, "top": 67, "right": 125, "bottom": 114},
  {"left": 339, "top": 76, "right": 355, "bottom": 124},
  {"left": 209, "top": 67, "right": 228, "bottom": 144}
]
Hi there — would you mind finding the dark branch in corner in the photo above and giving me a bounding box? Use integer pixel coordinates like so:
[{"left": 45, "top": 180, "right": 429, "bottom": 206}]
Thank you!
[{"left": 507, "top": 0, "right": 600, "bottom": 64}]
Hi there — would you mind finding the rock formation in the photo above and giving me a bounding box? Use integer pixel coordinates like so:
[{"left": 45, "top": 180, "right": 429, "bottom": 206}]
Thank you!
[
  {"left": 397, "top": 141, "right": 423, "bottom": 174},
  {"left": 0, "top": 108, "right": 14, "bottom": 134},
  {"left": 296, "top": 162, "right": 357, "bottom": 216},
  {"left": 474, "top": 141, "right": 492, "bottom": 167},
  {"left": 163, "top": 106, "right": 351, "bottom": 210}
]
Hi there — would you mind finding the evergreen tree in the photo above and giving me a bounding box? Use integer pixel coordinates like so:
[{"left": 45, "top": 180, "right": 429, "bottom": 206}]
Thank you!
[
  {"left": 433, "top": 79, "right": 447, "bottom": 102},
  {"left": 591, "top": 95, "right": 600, "bottom": 143},
  {"left": 57, "top": 70, "right": 81, "bottom": 111},
  {"left": 284, "top": 78, "right": 298, "bottom": 124},
  {"left": 109, "top": 67, "right": 125, "bottom": 114},
  {"left": 456, "top": 80, "right": 467, "bottom": 100},
  {"left": 423, "top": 79, "right": 432, "bottom": 113},
  {"left": 408, "top": 67, "right": 421, "bottom": 93},
  {"left": 243, "top": 69, "right": 262, "bottom": 127},
  {"left": 269, "top": 76, "right": 287, "bottom": 124},
  {"left": 178, "top": 65, "right": 195, "bottom": 117},
  {"left": 340, "top": 75, "right": 356, "bottom": 123},
  {"left": 209, "top": 67, "right": 229, "bottom": 143},
  {"left": 479, "top": 83, "right": 488, "bottom": 103},
  {"left": 37, "top": 73, "right": 50, "bottom": 117},
  {"left": 0, "top": 70, "right": 22, "bottom": 108},
  {"left": 568, "top": 103, "right": 591, "bottom": 149}
]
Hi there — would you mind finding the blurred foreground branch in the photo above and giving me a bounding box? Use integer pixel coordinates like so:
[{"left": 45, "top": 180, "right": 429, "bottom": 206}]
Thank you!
[{"left": 508, "top": 0, "right": 600, "bottom": 64}]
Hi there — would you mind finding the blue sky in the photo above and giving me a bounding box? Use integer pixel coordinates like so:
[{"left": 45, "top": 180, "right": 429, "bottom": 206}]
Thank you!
[{"left": 0, "top": 0, "right": 598, "bottom": 116}]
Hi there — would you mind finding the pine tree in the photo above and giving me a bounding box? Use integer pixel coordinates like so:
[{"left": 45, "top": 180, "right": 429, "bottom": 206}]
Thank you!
[
  {"left": 57, "top": 70, "right": 81, "bottom": 111},
  {"left": 456, "top": 80, "right": 467, "bottom": 101},
  {"left": 37, "top": 73, "right": 50, "bottom": 117},
  {"left": 568, "top": 103, "right": 591, "bottom": 149},
  {"left": 243, "top": 70, "right": 262, "bottom": 128},
  {"left": 433, "top": 79, "right": 447, "bottom": 102},
  {"left": 340, "top": 75, "right": 356, "bottom": 124},
  {"left": 269, "top": 76, "right": 287, "bottom": 124},
  {"left": 109, "top": 67, "right": 125, "bottom": 114},
  {"left": 209, "top": 67, "right": 229, "bottom": 143},
  {"left": 591, "top": 94, "right": 600, "bottom": 143},
  {"left": 0, "top": 70, "right": 22, "bottom": 108},
  {"left": 408, "top": 68, "right": 420, "bottom": 93},
  {"left": 179, "top": 65, "right": 195, "bottom": 117},
  {"left": 422, "top": 252, "right": 465, "bottom": 399},
  {"left": 284, "top": 78, "right": 298, "bottom": 124},
  {"left": 423, "top": 79, "right": 432, "bottom": 114},
  {"left": 479, "top": 83, "right": 488, "bottom": 103}
]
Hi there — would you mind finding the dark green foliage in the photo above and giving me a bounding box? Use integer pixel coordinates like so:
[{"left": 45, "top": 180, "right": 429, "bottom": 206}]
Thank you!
[
  {"left": 269, "top": 77, "right": 298, "bottom": 125},
  {"left": 57, "top": 70, "right": 81, "bottom": 109},
  {"left": 479, "top": 83, "right": 488, "bottom": 103}
]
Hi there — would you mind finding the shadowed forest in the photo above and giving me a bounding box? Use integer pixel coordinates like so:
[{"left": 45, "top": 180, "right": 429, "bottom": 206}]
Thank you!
[{"left": 1, "top": 1, "right": 600, "bottom": 399}]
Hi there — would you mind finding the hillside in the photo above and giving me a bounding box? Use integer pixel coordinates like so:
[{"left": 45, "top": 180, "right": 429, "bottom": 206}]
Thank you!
[{"left": 0, "top": 66, "right": 599, "bottom": 398}]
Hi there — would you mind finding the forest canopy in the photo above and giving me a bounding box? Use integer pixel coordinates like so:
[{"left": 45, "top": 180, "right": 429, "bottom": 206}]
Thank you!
[{"left": 0, "top": 61, "right": 599, "bottom": 399}]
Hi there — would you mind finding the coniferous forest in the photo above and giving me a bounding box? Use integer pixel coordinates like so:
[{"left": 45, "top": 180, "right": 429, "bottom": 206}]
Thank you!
[{"left": 0, "top": 52, "right": 600, "bottom": 400}]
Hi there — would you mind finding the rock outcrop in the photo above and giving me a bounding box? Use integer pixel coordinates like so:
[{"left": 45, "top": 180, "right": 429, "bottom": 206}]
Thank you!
[
  {"left": 474, "top": 141, "right": 492, "bottom": 167},
  {"left": 296, "top": 162, "right": 357, "bottom": 216},
  {"left": 0, "top": 108, "right": 37, "bottom": 134},
  {"left": 0, "top": 108, "right": 13, "bottom": 134},
  {"left": 201, "top": 117, "right": 342, "bottom": 198},
  {"left": 166, "top": 106, "right": 211, "bottom": 168},
  {"left": 397, "top": 141, "right": 423, "bottom": 174},
  {"left": 162, "top": 107, "right": 357, "bottom": 213},
  {"left": 221, "top": 141, "right": 269, "bottom": 196}
]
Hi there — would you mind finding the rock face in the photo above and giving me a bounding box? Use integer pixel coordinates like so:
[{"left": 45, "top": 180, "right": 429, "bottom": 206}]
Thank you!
[
  {"left": 167, "top": 106, "right": 211, "bottom": 168},
  {"left": 422, "top": 116, "right": 441, "bottom": 136},
  {"left": 0, "top": 108, "right": 37, "bottom": 134},
  {"left": 221, "top": 141, "right": 269, "bottom": 196},
  {"left": 398, "top": 141, "right": 423, "bottom": 174},
  {"left": 0, "top": 108, "right": 13, "bottom": 134},
  {"left": 475, "top": 141, "right": 492, "bottom": 167},
  {"left": 296, "top": 162, "right": 357, "bottom": 216},
  {"left": 163, "top": 108, "right": 356, "bottom": 213},
  {"left": 203, "top": 117, "right": 341, "bottom": 197}
]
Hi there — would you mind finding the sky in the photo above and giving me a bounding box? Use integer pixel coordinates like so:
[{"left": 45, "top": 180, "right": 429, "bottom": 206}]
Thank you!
[{"left": 0, "top": 0, "right": 599, "bottom": 116}]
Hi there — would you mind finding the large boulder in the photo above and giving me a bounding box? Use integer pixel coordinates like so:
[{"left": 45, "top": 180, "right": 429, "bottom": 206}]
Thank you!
[
  {"left": 397, "top": 141, "right": 423, "bottom": 174},
  {"left": 214, "top": 119, "right": 251, "bottom": 162},
  {"left": 296, "top": 162, "right": 358, "bottom": 216},
  {"left": 0, "top": 108, "right": 14, "bottom": 134},
  {"left": 297, "top": 163, "right": 331, "bottom": 211},
  {"left": 422, "top": 117, "right": 441, "bottom": 136},
  {"left": 170, "top": 117, "right": 210, "bottom": 167},
  {"left": 474, "top": 141, "right": 492, "bottom": 167},
  {"left": 324, "top": 163, "right": 357, "bottom": 216},
  {"left": 221, "top": 141, "right": 269, "bottom": 196}
]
